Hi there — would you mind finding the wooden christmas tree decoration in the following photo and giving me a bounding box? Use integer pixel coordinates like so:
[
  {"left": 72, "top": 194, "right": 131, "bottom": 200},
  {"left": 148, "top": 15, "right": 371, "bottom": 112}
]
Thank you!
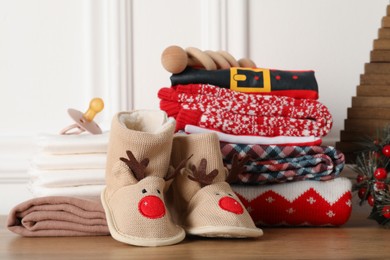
[{"left": 336, "top": 5, "right": 390, "bottom": 163}]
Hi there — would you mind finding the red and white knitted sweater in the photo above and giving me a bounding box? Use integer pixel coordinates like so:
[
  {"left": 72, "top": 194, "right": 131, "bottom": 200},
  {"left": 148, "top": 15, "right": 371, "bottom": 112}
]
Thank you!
[
  {"left": 158, "top": 84, "right": 332, "bottom": 137},
  {"left": 232, "top": 177, "right": 352, "bottom": 226}
]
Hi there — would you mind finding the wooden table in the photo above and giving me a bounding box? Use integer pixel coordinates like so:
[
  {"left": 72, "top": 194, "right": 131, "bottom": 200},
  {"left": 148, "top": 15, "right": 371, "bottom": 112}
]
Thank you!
[{"left": 2, "top": 207, "right": 390, "bottom": 260}]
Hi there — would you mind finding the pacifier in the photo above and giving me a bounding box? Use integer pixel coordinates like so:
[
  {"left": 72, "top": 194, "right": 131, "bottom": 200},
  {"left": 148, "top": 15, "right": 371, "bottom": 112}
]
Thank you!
[{"left": 60, "top": 98, "right": 104, "bottom": 135}]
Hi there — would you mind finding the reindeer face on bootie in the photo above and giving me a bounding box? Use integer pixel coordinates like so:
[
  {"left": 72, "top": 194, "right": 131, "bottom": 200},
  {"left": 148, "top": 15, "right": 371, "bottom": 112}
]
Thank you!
[
  {"left": 186, "top": 182, "right": 250, "bottom": 229},
  {"left": 101, "top": 150, "right": 185, "bottom": 247},
  {"left": 108, "top": 176, "right": 176, "bottom": 236},
  {"left": 178, "top": 158, "right": 263, "bottom": 238}
]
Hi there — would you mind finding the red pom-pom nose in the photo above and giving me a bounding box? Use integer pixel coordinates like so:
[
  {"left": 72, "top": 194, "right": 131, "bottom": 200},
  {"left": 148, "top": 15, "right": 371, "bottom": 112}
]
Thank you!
[
  {"left": 138, "top": 195, "right": 166, "bottom": 219},
  {"left": 219, "top": 196, "right": 244, "bottom": 214}
]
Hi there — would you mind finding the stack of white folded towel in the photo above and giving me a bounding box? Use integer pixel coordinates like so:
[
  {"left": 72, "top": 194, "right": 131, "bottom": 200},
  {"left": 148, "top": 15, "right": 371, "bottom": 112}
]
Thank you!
[{"left": 28, "top": 133, "right": 109, "bottom": 199}]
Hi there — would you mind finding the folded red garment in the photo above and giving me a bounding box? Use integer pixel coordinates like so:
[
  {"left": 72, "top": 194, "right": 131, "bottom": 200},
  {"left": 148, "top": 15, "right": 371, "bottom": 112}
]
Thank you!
[
  {"left": 232, "top": 177, "right": 352, "bottom": 226},
  {"left": 175, "top": 108, "right": 331, "bottom": 137},
  {"left": 158, "top": 84, "right": 332, "bottom": 137},
  {"left": 7, "top": 196, "right": 110, "bottom": 237},
  {"left": 184, "top": 124, "right": 323, "bottom": 146},
  {"left": 170, "top": 67, "right": 319, "bottom": 99}
]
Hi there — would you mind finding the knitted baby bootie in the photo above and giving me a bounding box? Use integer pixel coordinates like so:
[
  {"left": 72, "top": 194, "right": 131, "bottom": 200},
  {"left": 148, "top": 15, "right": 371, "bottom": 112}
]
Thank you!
[
  {"left": 101, "top": 110, "right": 185, "bottom": 247},
  {"left": 168, "top": 133, "right": 263, "bottom": 238}
]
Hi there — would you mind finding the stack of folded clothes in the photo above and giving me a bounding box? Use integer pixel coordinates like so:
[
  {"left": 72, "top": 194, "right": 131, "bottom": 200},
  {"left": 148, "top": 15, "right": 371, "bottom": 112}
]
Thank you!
[
  {"left": 158, "top": 65, "right": 352, "bottom": 226},
  {"left": 28, "top": 132, "right": 109, "bottom": 199}
]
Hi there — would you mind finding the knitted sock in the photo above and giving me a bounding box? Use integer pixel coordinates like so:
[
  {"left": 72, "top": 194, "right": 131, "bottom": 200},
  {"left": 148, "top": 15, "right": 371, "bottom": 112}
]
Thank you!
[
  {"left": 158, "top": 84, "right": 332, "bottom": 136},
  {"left": 232, "top": 177, "right": 352, "bottom": 226},
  {"left": 168, "top": 133, "right": 263, "bottom": 238},
  {"left": 101, "top": 110, "right": 185, "bottom": 247}
]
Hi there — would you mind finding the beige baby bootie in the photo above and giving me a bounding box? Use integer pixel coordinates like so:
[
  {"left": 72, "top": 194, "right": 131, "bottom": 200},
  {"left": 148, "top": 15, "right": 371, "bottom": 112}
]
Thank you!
[
  {"left": 101, "top": 110, "right": 185, "bottom": 247},
  {"left": 168, "top": 133, "right": 263, "bottom": 238}
]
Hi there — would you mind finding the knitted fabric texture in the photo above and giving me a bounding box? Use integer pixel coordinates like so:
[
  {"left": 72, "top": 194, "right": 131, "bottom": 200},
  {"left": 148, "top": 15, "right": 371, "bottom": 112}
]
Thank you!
[
  {"left": 158, "top": 84, "right": 332, "bottom": 137},
  {"left": 232, "top": 177, "right": 352, "bottom": 226},
  {"left": 7, "top": 196, "right": 109, "bottom": 237},
  {"left": 101, "top": 110, "right": 185, "bottom": 247},
  {"left": 168, "top": 133, "right": 263, "bottom": 238},
  {"left": 184, "top": 124, "right": 322, "bottom": 146},
  {"left": 221, "top": 143, "right": 345, "bottom": 185}
]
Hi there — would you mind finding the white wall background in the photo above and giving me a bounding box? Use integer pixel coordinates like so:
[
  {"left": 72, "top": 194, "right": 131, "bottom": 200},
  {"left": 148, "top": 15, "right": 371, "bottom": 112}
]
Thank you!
[{"left": 0, "top": 0, "right": 388, "bottom": 214}]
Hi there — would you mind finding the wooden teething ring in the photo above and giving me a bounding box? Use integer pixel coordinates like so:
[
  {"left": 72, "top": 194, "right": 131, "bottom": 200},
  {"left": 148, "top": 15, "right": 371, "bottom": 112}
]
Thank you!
[
  {"left": 216, "top": 51, "right": 240, "bottom": 67},
  {"left": 186, "top": 47, "right": 217, "bottom": 70},
  {"left": 238, "top": 58, "right": 257, "bottom": 68},
  {"left": 204, "top": 50, "right": 232, "bottom": 69}
]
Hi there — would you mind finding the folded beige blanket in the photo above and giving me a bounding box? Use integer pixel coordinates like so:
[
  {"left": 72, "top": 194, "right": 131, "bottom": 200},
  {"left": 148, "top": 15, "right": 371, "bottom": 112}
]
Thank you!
[{"left": 7, "top": 196, "right": 110, "bottom": 237}]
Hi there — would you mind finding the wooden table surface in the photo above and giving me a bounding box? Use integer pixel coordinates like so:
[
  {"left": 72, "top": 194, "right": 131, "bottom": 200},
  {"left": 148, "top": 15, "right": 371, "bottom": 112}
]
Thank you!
[{"left": 2, "top": 207, "right": 390, "bottom": 260}]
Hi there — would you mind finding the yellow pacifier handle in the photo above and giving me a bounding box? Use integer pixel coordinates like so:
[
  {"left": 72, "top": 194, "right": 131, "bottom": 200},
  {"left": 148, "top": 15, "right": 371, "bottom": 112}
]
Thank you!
[{"left": 83, "top": 98, "right": 104, "bottom": 122}]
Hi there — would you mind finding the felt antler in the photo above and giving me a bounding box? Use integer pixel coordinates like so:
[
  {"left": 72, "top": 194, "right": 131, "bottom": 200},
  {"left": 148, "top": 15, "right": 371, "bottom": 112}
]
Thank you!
[
  {"left": 120, "top": 150, "right": 150, "bottom": 181},
  {"left": 188, "top": 158, "right": 219, "bottom": 188},
  {"left": 226, "top": 154, "right": 251, "bottom": 184}
]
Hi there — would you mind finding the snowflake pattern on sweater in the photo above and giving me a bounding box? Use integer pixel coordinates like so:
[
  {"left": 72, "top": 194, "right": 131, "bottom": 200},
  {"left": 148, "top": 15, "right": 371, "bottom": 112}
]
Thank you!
[{"left": 232, "top": 177, "right": 352, "bottom": 226}]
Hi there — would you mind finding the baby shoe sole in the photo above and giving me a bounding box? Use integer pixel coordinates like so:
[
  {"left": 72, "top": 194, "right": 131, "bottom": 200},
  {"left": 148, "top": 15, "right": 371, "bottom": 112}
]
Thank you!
[{"left": 185, "top": 225, "right": 263, "bottom": 238}]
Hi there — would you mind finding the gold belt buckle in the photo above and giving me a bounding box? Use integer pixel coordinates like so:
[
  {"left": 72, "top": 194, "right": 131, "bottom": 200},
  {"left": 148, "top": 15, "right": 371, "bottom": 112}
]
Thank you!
[{"left": 230, "top": 67, "right": 271, "bottom": 93}]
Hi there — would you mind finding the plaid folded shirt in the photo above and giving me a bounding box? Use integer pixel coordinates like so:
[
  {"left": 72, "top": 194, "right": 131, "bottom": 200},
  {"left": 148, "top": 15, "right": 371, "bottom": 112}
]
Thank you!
[{"left": 220, "top": 143, "right": 345, "bottom": 185}]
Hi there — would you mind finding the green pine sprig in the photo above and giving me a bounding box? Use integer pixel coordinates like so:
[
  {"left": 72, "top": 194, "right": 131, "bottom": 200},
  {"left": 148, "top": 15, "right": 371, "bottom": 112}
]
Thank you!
[{"left": 352, "top": 124, "right": 390, "bottom": 226}]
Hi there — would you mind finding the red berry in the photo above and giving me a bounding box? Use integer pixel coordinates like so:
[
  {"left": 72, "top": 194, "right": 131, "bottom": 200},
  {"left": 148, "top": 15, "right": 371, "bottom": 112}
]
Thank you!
[
  {"left": 356, "top": 175, "right": 365, "bottom": 183},
  {"left": 367, "top": 195, "right": 375, "bottom": 206},
  {"left": 382, "top": 206, "right": 390, "bottom": 218},
  {"left": 358, "top": 187, "right": 367, "bottom": 199},
  {"left": 372, "top": 151, "right": 381, "bottom": 159},
  {"left": 383, "top": 145, "right": 390, "bottom": 157},
  {"left": 374, "top": 168, "right": 387, "bottom": 180},
  {"left": 374, "top": 181, "right": 387, "bottom": 191}
]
